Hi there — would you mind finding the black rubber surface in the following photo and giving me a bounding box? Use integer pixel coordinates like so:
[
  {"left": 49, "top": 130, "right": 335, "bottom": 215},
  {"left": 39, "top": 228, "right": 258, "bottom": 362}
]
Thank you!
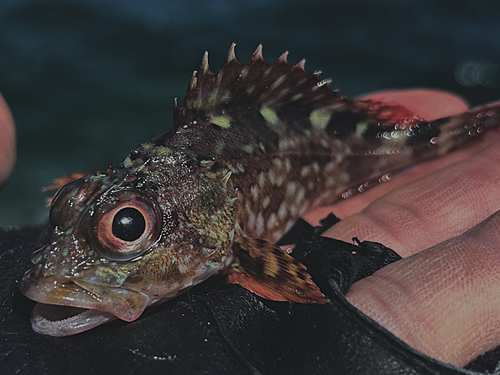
[{"left": 0, "top": 217, "right": 498, "bottom": 374}]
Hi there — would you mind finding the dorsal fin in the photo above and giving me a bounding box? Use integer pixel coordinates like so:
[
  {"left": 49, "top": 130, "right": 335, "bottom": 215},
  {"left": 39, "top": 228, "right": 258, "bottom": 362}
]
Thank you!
[
  {"left": 173, "top": 44, "right": 424, "bottom": 135},
  {"left": 173, "top": 44, "right": 343, "bottom": 130}
]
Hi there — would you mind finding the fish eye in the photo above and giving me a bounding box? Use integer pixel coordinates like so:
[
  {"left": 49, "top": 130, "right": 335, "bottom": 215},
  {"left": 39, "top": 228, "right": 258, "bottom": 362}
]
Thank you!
[
  {"left": 93, "top": 192, "right": 161, "bottom": 261},
  {"left": 112, "top": 207, "right": 146, "bottom": 242}
]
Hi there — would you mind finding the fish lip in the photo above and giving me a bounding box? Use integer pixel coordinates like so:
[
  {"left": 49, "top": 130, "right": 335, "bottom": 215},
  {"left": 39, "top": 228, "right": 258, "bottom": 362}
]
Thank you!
[
  {"left": 30, "top": 302, "right": 117, "bottom": 337},
  {"left": 19, "top": 269, "right": 150, "bottom": 326}
]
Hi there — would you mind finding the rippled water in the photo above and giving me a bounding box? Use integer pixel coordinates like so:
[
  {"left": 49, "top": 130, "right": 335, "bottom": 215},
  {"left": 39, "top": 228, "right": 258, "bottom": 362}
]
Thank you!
[{"left": 0, "top": 0, "right": 499, "bottom": 225}]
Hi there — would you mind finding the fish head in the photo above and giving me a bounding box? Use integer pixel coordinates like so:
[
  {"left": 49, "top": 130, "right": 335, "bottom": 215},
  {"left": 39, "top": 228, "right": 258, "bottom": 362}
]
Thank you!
[{"left": 20, "top": 152, "right": 237, "bottom": 336}]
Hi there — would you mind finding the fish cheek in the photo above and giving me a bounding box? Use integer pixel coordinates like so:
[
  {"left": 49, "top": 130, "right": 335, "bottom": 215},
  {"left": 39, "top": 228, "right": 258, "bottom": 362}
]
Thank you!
[
  {"left": 187, "top": 183, "right": 237, "bottom": 263},
  {"left": 133, "top": 247, "right": 185, "bottom": 287}
]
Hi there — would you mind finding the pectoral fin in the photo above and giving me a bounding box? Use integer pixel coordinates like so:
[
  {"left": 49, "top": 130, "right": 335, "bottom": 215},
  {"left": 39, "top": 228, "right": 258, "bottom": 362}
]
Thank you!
[{"left": 226, "top": 236, "right": 327, "bottom": 304}]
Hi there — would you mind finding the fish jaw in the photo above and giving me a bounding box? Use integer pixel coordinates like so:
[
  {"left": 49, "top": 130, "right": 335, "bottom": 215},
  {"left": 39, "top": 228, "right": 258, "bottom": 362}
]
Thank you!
[
  {"left": 19, "top": 262, "right": 153, "bottom": 336},
  {"left": 30, "top": 303, "right": 117, "bottom": 337},
  {"left": 20, "top": 270, "right": 150, "bottom": 322}
]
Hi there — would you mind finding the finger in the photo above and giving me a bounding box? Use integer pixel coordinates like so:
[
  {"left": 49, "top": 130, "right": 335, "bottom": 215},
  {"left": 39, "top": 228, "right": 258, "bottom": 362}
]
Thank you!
[
  {"left": 322, "top": 129, "right": 500, "bottom": 257},
  {"left": 345, "top": 209, "right": 500, "bottom": 367},
  {"left": 0, "top": 93, "right": 16, "bottom": 188},
  {"left": 356, "top": 89, "right": 468, "bottom": 121},
  {"left": 303, "top": 89, "right": 472, "bottom": 223}
]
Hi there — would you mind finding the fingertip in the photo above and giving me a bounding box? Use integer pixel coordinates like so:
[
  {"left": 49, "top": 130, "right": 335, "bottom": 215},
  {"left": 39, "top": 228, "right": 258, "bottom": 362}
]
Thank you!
[{"left": 358, "top": 88, "right": 469, "bottom": 120}]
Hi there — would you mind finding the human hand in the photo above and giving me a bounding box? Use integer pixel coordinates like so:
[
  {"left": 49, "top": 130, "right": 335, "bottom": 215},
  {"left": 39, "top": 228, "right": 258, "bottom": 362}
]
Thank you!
[
  {"left": 303, "top": 89, "right": 500, "bottom": 367},
  {"left": 0, "top": 93, "right": 16, "bottom": 188}
]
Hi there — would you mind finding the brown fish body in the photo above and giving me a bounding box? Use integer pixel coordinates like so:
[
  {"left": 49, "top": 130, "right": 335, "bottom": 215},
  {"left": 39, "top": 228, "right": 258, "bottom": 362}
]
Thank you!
[{"left": 19, "top": 44, "right": 500, "bottom": 336}]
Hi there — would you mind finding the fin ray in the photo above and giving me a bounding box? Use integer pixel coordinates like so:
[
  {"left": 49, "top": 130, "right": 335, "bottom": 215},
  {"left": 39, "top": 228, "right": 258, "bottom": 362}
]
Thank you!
[{"left": 226, "top": 236, "right": 327, "bottom": 304}]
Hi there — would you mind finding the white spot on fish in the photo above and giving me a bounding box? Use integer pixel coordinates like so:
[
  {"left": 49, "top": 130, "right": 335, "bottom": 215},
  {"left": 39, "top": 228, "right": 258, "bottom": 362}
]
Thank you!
[
  {"left": 256, "top": 213, "right": 265, "bottom": 236},
  {"left": 325, "top": 176, "right": 337, "bottom": 188},
  {"left": 287, "top": 182, "right": 297, "bottom": 197},
  {"left": 268, "top": 169, "right": 276, "bottom": 185},
  {"left": 247, "top": 209, "right": 256, "bottom": 230},
  {"left": 339, "top": 172, "right": 350, "bottom": 183},
  {"left": 237, "top": 163, "right": 245, "bottom": 173},
  {"left": 242, "top": 144, "right": 254, "bottom": 154},
  {"left": 296, "top": 187, "right": 305, "bottom": 204},
  {"left": 273, "top": 158, "right": 283, "bottom": 170},
  {"left": 262, "top": 196, "right": 271, "bottom": 209},
  {"left": 325, "top": 161, "right": 336, "bottom": 173},
  {"left": 278, "top": 202, "right": 287, "bottom": 220},
  {"left": 275, "top": 174, "right": 284, "bottom": 187},
  {"left": 356, "top": 122, "right": 368, "bottom": 137},
  {"left": 300, "top": 165, "right": 310, "bottom": 177},
  {"left": 267, "top": 213, "right": 277, "bottom": 230},
  {"left": 279, "top": 139, "right": 292, "bottom": 150},
  {"left": 251, "top": 185, "right": 260, "bottom": 201},
  {"left": 284, "top": 220, "right": 295, "bottom": 233},
  {"left": 308, "top": 180, "right": 316, "bottom": 191}
]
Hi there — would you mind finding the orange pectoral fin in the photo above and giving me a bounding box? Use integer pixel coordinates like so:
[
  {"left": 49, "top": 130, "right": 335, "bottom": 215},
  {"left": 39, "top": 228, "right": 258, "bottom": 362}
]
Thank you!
[{"left": 226, "top": 236, "right": 327, "bottom": 304}]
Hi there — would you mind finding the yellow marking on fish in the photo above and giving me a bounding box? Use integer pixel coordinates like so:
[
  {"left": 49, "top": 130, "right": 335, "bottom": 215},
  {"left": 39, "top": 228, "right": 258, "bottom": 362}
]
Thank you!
[
  {"left": 152, "top": 146, "right": 172, "bottom": 157},
  {"left": 263, "top": 253, "right": 279, "bottom": 277},
  {"left": 220, "top": 91, "right": 231, "bottom": 103},
  {"left": 260, "top": 106, "right": 278, "bottom": 125},
  {"left": 272, "top": 75, "right": 286, "bottom": 88},
  {"left": 355, "top": 122, "right": 368, "bottom": 137},
  {"left": 210, "top": 115, "right": 231, "bottom": 128},
  {"left": 310, "top": 108, "right": 331, "bottom": 129},
  {"left": 123, "top": 156, "right": 133, "bottom": 168}
]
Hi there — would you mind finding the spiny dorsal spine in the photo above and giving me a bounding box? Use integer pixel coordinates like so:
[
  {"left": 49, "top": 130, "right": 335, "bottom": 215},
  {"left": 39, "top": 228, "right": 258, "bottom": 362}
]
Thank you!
[{"left": 173, "top": 44, "right": 343, "bottom": 131}]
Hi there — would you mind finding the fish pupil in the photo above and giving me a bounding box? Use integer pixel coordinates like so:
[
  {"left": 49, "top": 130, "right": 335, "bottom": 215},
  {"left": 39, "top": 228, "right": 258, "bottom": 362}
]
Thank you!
[{"left": 112, "top": 207, "right": 146, "bottom": 242}]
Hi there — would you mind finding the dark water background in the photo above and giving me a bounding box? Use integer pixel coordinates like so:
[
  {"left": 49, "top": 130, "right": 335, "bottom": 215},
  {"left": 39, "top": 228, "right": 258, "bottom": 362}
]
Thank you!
[{"left": 0, "top": 0, "right": 499, "bottom": 226}]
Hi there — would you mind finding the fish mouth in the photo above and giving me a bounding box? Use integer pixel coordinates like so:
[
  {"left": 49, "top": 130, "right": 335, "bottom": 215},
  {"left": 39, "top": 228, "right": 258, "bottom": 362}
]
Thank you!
[
  {"left": 20, "top": 269, "right": 150, "bottom": 337},
  {"left": 30, "top": 303, "right": 117, "bottom": 337}
]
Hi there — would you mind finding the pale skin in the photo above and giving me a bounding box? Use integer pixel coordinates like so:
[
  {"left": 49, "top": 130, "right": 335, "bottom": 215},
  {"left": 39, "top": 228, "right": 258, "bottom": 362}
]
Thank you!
[
  {"left": 304, "top": 89, "right": 500, "bottom": 367},
  {"left": 0, "top": 93, "right": 15, "bottom": 189},
  {"left": 1, "top": 91, "right": 499, "bottom": 367}
]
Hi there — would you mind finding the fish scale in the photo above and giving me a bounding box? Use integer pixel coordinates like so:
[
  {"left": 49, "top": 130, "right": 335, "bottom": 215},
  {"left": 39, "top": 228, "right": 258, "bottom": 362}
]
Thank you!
[{"left": 19, "top": 44, "right": 500, "bottom": 336}]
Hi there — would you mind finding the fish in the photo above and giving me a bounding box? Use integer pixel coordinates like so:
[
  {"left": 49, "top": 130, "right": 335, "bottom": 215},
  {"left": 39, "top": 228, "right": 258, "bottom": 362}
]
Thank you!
[{"left": 19, "top": 44, "right": 500, "bottom": 337}]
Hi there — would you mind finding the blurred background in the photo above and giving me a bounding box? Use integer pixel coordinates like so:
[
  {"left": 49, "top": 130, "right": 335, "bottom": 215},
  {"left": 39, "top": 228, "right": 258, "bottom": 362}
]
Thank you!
[{"left": 0, "top": 0, "right": 499, "bottom": 226}]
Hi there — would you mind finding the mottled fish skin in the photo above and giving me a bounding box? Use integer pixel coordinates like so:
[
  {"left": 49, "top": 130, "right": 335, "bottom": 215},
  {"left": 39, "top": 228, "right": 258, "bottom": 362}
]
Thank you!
[{"left": 19, "top": 44, "right": 500, "bottom": 336}]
